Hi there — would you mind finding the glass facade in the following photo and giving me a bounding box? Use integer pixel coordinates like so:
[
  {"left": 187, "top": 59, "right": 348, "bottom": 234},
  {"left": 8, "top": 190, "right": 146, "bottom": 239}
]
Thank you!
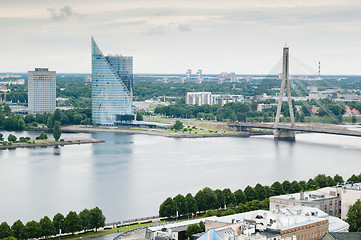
[{"left": 91, "top": 37, "right": 134, "bottom": 125}]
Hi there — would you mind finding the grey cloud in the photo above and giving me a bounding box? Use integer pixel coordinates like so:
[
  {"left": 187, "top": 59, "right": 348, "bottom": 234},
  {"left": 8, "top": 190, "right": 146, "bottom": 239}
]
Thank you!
[
  {"left": 178, "top": 24, "right": 192, "bottom": 32},
  {"left": 146, "top": 25, "right": 167, "bottom": 35},
  {"left": 48, "top": 6, "right": 77, "bottom": 21}
]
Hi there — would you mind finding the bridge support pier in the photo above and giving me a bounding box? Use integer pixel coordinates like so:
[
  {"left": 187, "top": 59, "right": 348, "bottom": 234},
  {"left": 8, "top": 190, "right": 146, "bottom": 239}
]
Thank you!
[{"left": 274, "top": 129, "right": 295, "bottom": 141}]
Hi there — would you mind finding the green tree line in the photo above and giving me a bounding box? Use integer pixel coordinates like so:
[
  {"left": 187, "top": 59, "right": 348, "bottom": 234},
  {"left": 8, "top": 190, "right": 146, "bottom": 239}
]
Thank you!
[
  {"left": 0, "top": 207, "right": 105, "bottom": 240},
  {"left": 159, "top": 173, "right": 357, "bottom": 218},
  {"left": 0, "top": 105, "right": 91, "bottom": 131}
]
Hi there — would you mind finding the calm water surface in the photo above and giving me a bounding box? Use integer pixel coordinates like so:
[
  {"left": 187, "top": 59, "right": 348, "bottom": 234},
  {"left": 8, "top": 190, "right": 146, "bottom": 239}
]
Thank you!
[{"left": 0, "top": 131, "right": 361, "bottom": 224}]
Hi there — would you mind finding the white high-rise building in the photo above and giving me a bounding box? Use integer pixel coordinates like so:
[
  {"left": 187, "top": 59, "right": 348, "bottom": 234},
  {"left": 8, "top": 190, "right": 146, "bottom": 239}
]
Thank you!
[{"left": 28, "top": 68, "right": 56, "bottom": 115}]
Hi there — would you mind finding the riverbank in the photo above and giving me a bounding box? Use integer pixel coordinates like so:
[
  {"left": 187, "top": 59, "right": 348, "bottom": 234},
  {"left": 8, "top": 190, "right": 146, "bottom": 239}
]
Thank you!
[
  {"left": 0, "top": 138, "right": 105, "bottom": 150},
  {"left": 61, "top": 125, "right": 265, "bottom": 138}
]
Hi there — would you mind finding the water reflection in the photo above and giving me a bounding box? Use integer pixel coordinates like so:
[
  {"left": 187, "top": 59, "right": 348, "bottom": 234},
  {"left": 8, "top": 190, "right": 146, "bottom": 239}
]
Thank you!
[{"left": 0, "top": 132, "right": 361, "bottom": 225}]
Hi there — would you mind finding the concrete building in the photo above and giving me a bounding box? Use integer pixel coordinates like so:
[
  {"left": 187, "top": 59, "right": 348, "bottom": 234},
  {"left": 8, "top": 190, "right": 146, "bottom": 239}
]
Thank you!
[
  {"left": 197, "top": 69, "right": 203, "bottom": 84},
  {"left": 28, "top": 68, "right": 56, "bottom": 115},
  {"left": 257, "top": 103, "right": 277, "bottom": 112},
  {"left": 318, "top": 182, "right": 361, "bottom": 219},
  {"left": 91, "top": 37, "right": 134, "bottom": 125},
  {"left": 186, "top": 69, "right": 192, "bottom": 81},
  {"left": 186, "top": 92, "right": 212, "bottom": 106},
  {"left": 186, "top": 92, "right": 244, "bottom": 106},
  {"left": 270, "top": 191, "right": 340, "bottom": 218},
  {"left": 145, "top": 207, "right": 348, "bottom": 240},
  {"left": 211, "top": 95, "right": 244, "bottom": 107}
]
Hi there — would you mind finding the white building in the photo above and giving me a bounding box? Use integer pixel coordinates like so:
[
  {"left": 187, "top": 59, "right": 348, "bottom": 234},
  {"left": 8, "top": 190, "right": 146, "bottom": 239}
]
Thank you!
[
  {"left": 186, "top": 92, "right": 244, "bottom": 106},
  {"left": 186, "top": 92, "right": 212, "bottom": 105},
  {"left": 145, "top": 207, "right": 348, "bottom": 240},
  {"left": 319, "top": 182, "right": 361, "bottom": 219},
  {"left": 211, "top": 95, "right": 244, "bottom": 107},
  {"left": 270, "top": 191, "right": 340, "bottom": 218},
  {"left": 28, "top": 68, "right": 56, "bottom": 115}
]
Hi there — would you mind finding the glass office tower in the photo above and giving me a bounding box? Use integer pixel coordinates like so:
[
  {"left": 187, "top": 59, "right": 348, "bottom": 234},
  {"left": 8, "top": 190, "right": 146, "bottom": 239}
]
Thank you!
[{"left": 91, "top": 37, "right": 134, "bottom": 125}]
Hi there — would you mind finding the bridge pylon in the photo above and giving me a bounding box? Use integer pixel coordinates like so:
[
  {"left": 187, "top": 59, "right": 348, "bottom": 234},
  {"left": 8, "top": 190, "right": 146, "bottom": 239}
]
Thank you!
[{"left": 274, "top": 46, "right": 295, "bottom": 141}]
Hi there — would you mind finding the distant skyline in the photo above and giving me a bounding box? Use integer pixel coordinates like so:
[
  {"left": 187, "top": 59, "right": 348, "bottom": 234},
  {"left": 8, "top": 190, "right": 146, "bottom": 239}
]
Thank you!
[{"left": 1, "top": 0, "right": 361, "bottom": 75}]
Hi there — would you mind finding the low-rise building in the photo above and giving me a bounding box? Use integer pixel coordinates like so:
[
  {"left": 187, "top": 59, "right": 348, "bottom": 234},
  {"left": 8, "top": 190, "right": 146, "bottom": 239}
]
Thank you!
[
  {"left": 146, "top": 207, "right": 349, "bottom": 240},
  {"left": 318, "top": 182, "right": 361, "bottom": 219},
  {"left": 270, "top": 191, "right": 340, "bottom": 218},
  {"left": 186, "top": 92, "right": 244, "bottom": 106},
  {"left": 211, "top": 95, "right": 244, "bottom": 107}
]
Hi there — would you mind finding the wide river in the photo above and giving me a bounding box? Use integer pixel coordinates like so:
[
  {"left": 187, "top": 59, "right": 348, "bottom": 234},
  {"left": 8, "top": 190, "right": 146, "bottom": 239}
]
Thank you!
[{"left": 0, "top": 131, "right": 361, "bottom": 224}]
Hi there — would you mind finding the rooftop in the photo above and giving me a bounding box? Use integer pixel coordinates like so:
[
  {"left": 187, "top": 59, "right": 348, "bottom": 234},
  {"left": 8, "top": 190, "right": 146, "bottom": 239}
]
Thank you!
[
  {"left": 270, "top": 190, "right": 338, "bottom": 202},
  {"left": 335, "top": 182, "right": 361, "bottom": 191}
]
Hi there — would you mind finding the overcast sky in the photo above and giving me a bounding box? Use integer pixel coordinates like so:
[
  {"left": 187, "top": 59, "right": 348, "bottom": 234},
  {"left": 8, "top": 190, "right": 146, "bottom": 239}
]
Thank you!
[{"left": 1, "top": 0, "right": 360, "bottom": 74}]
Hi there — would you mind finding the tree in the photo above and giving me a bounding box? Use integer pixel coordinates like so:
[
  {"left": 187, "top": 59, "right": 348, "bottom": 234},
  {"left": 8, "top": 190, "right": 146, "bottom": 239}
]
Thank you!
[
  {"left": 185, "top": 193, "right": 198, "bottom": 214},
  {"left": 347, "top": 174, "right": 360, "bottom": 183},
  {"left": 136, "top": 112, "right": 144, "bottom": 121},
  {"left": 222, "top": 188, "right": 236, "bottom": 206},
  {"left": 334, "top": 174, "right": 344, "bottom": 184},
  {"left": 7, "top": 134, "right": 17, "bottom": 142},
  {"left": 185, "top": 224, "right": 202, "bottom": 238},
  {"left": 25, "top": 114, "right": 35, "bottom": 124},
  {"left": 254, "top": 184, "right": 266, "bottom": 200},
  {"left": 17, "top": 118, "right": 25, "bottom": 130},
  {"left": 64, "top": 211, "right": 81, "bottom": 235},
  {"left": 0, "top": 133, "right": 3, "bottom": 141},
  {"left": 39, "top": 216, "right": 55, "bottom": 238},
  {"left": 352, "top": 115, "right": 357, "bottom": 123},
  {"left": 159, "top": 197, "right": 176, "bottom": 218},
  {"left": 199, "top": 221, "right": 205, "bottom": 232},
  {"left": 0, "top": 222, "right": 13, "bottom": 239},
  {"left": 174, "top": 194, "right": 188, "bottom": 216},
  {"left": 53, "top": 121, "right": 62, "bottom": 141},
  {"left": 53, "top": 109, "right": 62, "bottom": 122},
  {"left": 234, "top": 189, "right": 247, "bottom": 204},
  {"left": 282, "top": 181, "right": 293, "bottom": 194},
  {"left": 299, "top": 181, "right": 307, "bottom": 191},
  {"left": 25, "top": 221, "right": 42, "bottom": 239},
  {"left": 244, "top": 186, "right": 256, "bottom": 201},
  {"left": 11, "top": 220, "right": 27, "bottom": 240},
  {"left": 326, "top": 176, "right": 336, "bottom": 186},
  {"left": 270, "top": 181, "right": 285, "bottom": 196},
  {"left": 214, "top": 189, "right": 224, "bottom": 209},
  {"left": 291, "top": 181, "right": 303, "bottom": 193},
  {"left": 37, "top": 131, "right": 48, "bottom": 140},
  {"left": 306, "top": 178, "right": 317, "bottom": 190},
  {"left": 314, "top": 174, "right": 328, "bottom": 188},
  {"left": 47, "top": 116, "right": 54, "bottom": 129},
  {"left": 89, "top": 207, "right": 106, "bottom": 232},
  {"left": 53, "top": 213, "right": 65, "bottom": 235},
  {"left": 346, "top": 199, "right": 361, "bottom": 232},
  {"left": 79, "top": 209, "right": 91, "bottom": 232},
  {"left": 173, "top": 120, "right": 183, "bottom": 130},
  {"left": 3, "top": 104, "right": 11, "bottom": 114},
  {"left": 194, "top": 187, "right": 217, "bottom": 211}
]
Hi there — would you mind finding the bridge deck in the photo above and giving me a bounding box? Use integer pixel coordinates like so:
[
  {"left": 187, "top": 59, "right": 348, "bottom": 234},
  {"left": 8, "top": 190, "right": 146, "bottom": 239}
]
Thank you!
[{"left": 229, "top": 123, "right": 361, "bottom": 137}]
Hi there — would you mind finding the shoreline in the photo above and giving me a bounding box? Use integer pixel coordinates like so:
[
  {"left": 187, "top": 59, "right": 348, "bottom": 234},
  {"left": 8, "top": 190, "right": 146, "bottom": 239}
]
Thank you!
[
  {"left": 61, "top": 125, "right": 256, "bottom": 138},
  {"left": 0, "top": 138, "right": 105, "bottom": 150}
]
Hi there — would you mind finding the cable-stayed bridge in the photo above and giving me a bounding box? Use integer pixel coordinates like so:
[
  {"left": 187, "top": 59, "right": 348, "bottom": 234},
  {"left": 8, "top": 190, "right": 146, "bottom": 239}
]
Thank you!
[
  {"left": 230, "top": 46, "right": 358, "bottom": 141},
  {"left": 229, "top": 122, "right": 361, "bottom": 139}
]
